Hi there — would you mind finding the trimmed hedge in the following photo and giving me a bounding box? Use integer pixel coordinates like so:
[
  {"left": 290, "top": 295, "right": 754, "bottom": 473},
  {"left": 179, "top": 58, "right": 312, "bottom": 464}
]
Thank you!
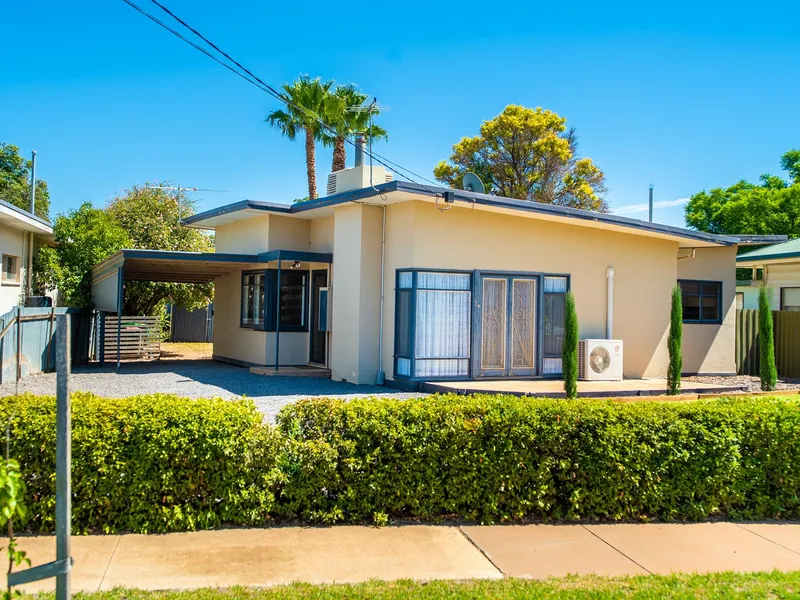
[
  {"left": 277, "top": 395, "right": 800, "bottom": 524},
  {"left": 3, "top": 392, "right": 800, "bottom": 532},
  {"left": 0, "top": 393, "right": 282, "bottom": 533}
]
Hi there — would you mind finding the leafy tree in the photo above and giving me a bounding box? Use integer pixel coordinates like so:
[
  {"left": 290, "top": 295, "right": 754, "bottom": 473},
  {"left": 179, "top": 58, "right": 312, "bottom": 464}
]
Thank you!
[
  {"left": 326, "top": 84, "right": 387, "bottom": 173},
  {"left": 562, "top": 291, "right": 579, "bottom": 399},
  {"left": 685, "top": 150, "right": 800, "bottom": 236},
  {"left": 266, "top": 76, "right": 339, "bottom": 200},
  {"left": 0, "top": 143, "right": 50, "bottom": 221},
  {"left": 34, "top": 202, "right": 130, "bottom": 307},
  {"left": 38, "top": 184, "right": 214, "bottom": 315},
  {"left": 434, "top": 105, "right": 608, "bottom": 211},
  {"left": 106, "top": 184, "right": 214, "bottom": 315},
  {"left": 667, "top": 284, "right": 683, "bottom": 395},
  {"left": 759, "top": 285, "right": 777, "bottom": 391}
]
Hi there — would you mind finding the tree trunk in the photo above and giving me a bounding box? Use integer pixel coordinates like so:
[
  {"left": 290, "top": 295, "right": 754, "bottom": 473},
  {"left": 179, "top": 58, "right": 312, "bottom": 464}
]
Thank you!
[
  {"left": 331, "top": 136, "right": 347, "bottom": 172},
  {"left": 305, "top": 127, "right": 317, "bottom": 199}
]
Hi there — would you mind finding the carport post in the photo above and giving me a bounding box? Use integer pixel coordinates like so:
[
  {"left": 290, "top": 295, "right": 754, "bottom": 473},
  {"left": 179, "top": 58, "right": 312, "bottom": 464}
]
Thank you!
[
  {"left": 116, "top": 266, "right": 123, "bottom": 372},
  {"left": 275, "top": 260, "right": 281, "bottom": 372}
]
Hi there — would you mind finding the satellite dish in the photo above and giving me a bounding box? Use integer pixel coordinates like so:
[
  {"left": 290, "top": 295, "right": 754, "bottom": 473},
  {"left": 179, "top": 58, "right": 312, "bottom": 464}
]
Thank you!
[{"left": 462, "top": 172, "right": 485, "bottom": 194}]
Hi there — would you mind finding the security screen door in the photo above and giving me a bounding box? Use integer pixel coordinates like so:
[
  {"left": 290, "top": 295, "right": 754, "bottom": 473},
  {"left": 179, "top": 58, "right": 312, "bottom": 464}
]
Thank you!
[{"left": 478, "top": 275, "right": 537, "bottom": 377}]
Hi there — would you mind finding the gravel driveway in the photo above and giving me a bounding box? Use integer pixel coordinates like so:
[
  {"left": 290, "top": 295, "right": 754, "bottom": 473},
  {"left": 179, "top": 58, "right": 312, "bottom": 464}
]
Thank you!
[{"left": 0, "top": 360, "right": 424, "bottom": 422}]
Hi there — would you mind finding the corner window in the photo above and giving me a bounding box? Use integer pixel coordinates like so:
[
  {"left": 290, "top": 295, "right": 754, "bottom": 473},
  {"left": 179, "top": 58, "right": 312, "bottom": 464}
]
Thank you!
[
  {"left": 678, "top": 280, "right": 721, "bottom": 323},
  {"left": 241, "top": 269, "right": 308, "bottom": 331},
  {"left": 1, "top": 255, "right": 20, "bottom": 284},
  {"left": 394, "top": 270, "right": 471, "bottom": 379}
]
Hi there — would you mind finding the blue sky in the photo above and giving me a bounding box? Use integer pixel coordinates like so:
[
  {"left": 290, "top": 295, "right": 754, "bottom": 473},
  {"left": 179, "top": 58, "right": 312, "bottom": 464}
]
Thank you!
[{"left": 2, "top": 0, "right": 799, "bottom": 228}]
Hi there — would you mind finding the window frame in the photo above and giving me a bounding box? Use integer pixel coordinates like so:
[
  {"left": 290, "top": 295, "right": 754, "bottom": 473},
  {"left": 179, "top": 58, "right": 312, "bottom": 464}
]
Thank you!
[
  {"left": 393, "top": 269, "right": 473, "bottom": 381},
  {"left": 240, "top": 268, "right": 310, "bottom": 332},
  {"left": 678, "top": 279, "right": 723, "bottom": 324},
  {"left": 780, "top": 286, "right": 800, "bottom": 311},
  {"left": 1, "top": 254, "right": 20, "bottom": 285}
]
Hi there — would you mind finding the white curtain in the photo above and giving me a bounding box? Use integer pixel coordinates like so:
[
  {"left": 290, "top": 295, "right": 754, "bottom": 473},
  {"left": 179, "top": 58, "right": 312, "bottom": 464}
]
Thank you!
[{"left": 414, "top": 272, "right": 471, "bottom": 377}]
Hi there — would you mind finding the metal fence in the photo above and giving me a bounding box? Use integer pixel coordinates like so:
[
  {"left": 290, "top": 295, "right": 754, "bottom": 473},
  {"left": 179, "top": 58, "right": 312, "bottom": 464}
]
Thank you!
[
  {"left": 735, "top": 309, "right": 800, "bottom": 377},
  {"left": 0, "top": 307, "right": 92, "bottom": 383},
  {"left": 168, "top": 304, "right": 213, "bottom": 342}
]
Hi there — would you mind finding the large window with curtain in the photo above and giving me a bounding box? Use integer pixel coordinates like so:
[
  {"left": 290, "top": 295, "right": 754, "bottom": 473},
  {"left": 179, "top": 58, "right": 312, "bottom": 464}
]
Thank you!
[
  {"left": 241, "top": 269, "right": 308, "bottom": 332},
  {"left": 394, "top": 270, "right": 472, "bottom": 379},
  {"left": 542, "top": 276, "right": 569, "bottom": 375}
]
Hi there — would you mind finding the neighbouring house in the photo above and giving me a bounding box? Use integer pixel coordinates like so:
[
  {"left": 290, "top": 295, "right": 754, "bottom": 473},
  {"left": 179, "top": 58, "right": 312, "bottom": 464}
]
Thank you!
[
  {"left": 736, "top": 238, "right": 800, "bottom": 310},
  {"left": 91, "top": 158, "right": 770, "bottom": 387},
  {"left": 0, "top": 199, "right": 55, "bottom": 315}
]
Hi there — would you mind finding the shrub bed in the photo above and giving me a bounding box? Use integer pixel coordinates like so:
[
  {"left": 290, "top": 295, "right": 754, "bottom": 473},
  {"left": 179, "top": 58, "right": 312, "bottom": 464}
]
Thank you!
[
  {"left": 277, "top": 395, "right": 800, "bottom": 524},
  {"left": 2, "top": 393, "right": 800, "bottom": 533},
  {"left": 0, "top": 393, "right": 282, "bottom": 533}
]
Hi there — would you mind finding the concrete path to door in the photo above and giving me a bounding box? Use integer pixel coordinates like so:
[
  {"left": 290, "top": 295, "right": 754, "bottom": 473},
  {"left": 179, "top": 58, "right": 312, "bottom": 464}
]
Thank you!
[{"left": 14, "top": 522, "right": 800, "bottom": 593}]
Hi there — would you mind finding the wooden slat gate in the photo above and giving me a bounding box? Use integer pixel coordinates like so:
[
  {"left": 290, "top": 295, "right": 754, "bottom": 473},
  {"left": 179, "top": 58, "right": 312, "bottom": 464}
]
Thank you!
[
  {"left": 736, "top": 309, "right": 800, "bottom": 377},
  {"left": 103, "top": 316, "right": 161, "bottom": 360}
]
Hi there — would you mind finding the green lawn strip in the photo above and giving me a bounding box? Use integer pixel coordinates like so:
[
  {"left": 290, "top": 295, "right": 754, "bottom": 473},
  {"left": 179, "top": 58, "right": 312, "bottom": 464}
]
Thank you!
[{"left": 24, "top": 571, "right": 800, "bottom": 600}]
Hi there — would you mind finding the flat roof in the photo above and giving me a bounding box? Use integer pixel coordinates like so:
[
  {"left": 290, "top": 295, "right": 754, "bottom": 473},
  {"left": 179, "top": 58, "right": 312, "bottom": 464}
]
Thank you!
[
  {"left": 0, "top": 199, "right": 54, "bottom": 238},
  {"left": 737, "top": 238, "right": 800, "bottom": 266},
  {"left": 91, "top": 249, "right": 333, "bottom": 284},
  {"left": 184, "top": 181, "right": 740, "bottom": 248}
]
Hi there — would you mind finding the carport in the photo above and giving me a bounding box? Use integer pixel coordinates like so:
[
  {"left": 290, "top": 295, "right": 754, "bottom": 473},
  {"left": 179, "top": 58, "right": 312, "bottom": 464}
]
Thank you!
[{"left": 91, "top": 249, "right": 333, "bottom": 371}]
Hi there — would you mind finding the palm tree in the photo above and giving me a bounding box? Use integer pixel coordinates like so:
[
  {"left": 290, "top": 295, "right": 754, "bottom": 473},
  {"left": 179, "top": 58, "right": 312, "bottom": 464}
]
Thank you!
[
  {"left": 266, "top": 76, "right": 338, "bottom": 199},
  {"left": 326, "top": 84, "right": 388, "bottom": 173}
]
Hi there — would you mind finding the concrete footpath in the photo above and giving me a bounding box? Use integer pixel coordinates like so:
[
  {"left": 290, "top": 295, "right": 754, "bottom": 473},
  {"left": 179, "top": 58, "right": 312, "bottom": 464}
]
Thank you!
[{"left": 14, "top": 522, "right": 800, "bottom": 593}]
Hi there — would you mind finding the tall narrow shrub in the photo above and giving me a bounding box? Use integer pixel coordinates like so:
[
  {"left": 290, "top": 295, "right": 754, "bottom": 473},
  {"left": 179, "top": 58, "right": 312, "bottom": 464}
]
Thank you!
[
  {"left": 759, "top": 285, "right": 777, "bottom": 391},
  {"left": 563, "top": 291, "right": 579, "bottom": 399},
  {"left": 667, "top": 284, "right": 683, "bottom": 395}
]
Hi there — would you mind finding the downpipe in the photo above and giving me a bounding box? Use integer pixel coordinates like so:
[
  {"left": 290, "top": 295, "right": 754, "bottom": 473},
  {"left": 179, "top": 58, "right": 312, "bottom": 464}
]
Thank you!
[
  {"left": 606, "top": 267, "right": 614, "bottom": 338},
  {"left": 376, "top": 204, "right": 386, "bottom": 385}
]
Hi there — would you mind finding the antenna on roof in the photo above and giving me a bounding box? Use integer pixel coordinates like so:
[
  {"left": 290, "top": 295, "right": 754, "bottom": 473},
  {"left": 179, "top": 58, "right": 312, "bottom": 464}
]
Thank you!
[
  {"left": 649, "top": 184, "right": 654, "bottom": 223},
  {"left": 461, "top": 172, "right": 485, "bottom": 194},
  {"left": 144, "top": 185, "right": 228, "bottom": 222}
]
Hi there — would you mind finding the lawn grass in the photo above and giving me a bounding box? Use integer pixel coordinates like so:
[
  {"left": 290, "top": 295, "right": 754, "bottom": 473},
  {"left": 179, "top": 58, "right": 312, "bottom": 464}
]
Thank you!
[{"left": 25, "top": 571, "right": 800, "bottom": 599}]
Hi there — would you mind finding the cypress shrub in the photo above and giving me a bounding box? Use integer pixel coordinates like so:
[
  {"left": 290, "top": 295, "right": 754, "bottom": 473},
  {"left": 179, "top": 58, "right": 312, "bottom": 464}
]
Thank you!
[
  {"left": 759, "top": 285, "right": 777, "bottom": 391},
  {"left": 667, "top": 284, "right": 683, "bottom": 395},
  {"left": 563, "top": 291, "right": 579, "bottom": 399}
]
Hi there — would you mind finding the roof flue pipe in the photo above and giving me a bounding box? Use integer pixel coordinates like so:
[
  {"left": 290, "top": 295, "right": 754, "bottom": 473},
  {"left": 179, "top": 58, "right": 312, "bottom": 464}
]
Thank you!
[{"left": 354, "top": 133, "right": 366, "bottom": 167}]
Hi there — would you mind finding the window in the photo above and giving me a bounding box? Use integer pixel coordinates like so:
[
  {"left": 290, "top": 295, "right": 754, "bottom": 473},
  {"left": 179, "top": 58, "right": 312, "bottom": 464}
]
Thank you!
[
  {"left": 1, "top": 255, "right": 19, "bottom": 284},
  {"left": 542, "top": 276, "right": 568, "bottom": 374},
  {"left": 241, "top": 269, "right": 308, "bottom": 331},
  {"left": 394, "top": 270, "right": 471, "bottom": 379},
  {"left": 678, "top": 280, "right": 721, "bottom": 323},
  {"left": 781, "top": 287, "right": 800, "bottom": 311}
]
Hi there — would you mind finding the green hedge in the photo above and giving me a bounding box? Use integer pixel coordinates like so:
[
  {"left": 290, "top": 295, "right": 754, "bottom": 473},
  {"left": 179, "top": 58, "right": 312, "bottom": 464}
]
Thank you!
[
  {"left": 277, "top": 395, "right": 800, "bottom": 524},
  {"left": 0, "top": 393, "right": 282, "bottom": 533},
  {"left": 3, "top": 392, "right": 800, "bottom": 533}
]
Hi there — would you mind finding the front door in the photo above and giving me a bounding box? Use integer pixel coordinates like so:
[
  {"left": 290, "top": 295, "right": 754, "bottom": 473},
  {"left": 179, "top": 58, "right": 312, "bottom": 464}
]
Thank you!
[
  {"left": 477, "top": 274, "right": 538, "bottom": 377},
  {"left": 309, "top": 270, "right": 327, "bottom": 365}
]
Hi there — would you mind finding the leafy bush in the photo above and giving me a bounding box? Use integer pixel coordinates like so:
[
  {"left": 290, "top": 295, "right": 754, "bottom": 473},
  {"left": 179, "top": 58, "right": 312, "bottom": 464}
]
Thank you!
[
  {"left": 277, "top": 395, "right": 800, "bottom": 524},
  {"left": 667, "top": 284, "right": 683, "bottom": 395},
  {"left": 0, "top": 393, "right": 282, "bottom": 534},
  {"left": 759, "top": 286, "right": 777, "bottom": 391},
  {"left": 562, "top": 291, "right": 579, "bottom": 399},
  {"left": 4, "top": 392, "right": 800, "bottom": 532}
]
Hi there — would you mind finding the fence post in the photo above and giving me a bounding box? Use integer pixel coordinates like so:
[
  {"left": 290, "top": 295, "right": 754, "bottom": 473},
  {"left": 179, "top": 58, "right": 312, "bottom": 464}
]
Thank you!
[{"left": 55, "top": 315, "right": 71, "bottom": 599}]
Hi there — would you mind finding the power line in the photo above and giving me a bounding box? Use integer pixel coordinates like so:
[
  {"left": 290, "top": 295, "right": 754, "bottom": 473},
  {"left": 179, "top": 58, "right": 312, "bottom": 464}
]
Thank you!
[{"left": 123, "top": 0, "right": 437, "bottom": 187}]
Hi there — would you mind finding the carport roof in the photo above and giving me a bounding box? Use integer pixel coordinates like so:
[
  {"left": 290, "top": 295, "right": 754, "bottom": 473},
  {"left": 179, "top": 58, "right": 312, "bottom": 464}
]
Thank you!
[{"left": 92, "top": 249, "right": 333, "bottom": 284}]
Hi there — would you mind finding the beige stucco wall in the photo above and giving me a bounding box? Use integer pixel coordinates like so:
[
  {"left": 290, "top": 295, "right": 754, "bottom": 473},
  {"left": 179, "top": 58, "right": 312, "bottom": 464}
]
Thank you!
[
  {"left": 677, "top": 246, "right": 737, "bottom": 374},
  {"left": 215, "top": 215, "right": 270, "bottom": 254},
  {"left": 0, "top": 223, "right": 26, "bottom": 315},
  {"left": 310, "top": 216, "right": 334, "bottom": 253},
  {"left": 329, "top": 204, "right": 383, "bottom": 383},
  {"left": 268, "top": 215, "right": 311, "bottom": 252},
  {"left": 376, "top": 201, "right": 689, "bottom": 380}
]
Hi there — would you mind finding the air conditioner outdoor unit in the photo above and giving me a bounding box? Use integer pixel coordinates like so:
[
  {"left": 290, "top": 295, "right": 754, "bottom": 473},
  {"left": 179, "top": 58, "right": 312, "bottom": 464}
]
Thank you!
[{"left": 578, "top": 339, "right": 623, "bottom": 381}]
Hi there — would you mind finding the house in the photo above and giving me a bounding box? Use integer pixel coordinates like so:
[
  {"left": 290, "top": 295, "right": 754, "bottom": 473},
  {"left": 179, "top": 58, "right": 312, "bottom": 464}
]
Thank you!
[
  {"left": 92, "top": 159, "right": 765, "bottom": 387},
  {"left": 736, "top": 238, "right": 800, "bottom": 310},
  {"left": 0, "top": 199, "right": 54, "bottom": 315}
]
